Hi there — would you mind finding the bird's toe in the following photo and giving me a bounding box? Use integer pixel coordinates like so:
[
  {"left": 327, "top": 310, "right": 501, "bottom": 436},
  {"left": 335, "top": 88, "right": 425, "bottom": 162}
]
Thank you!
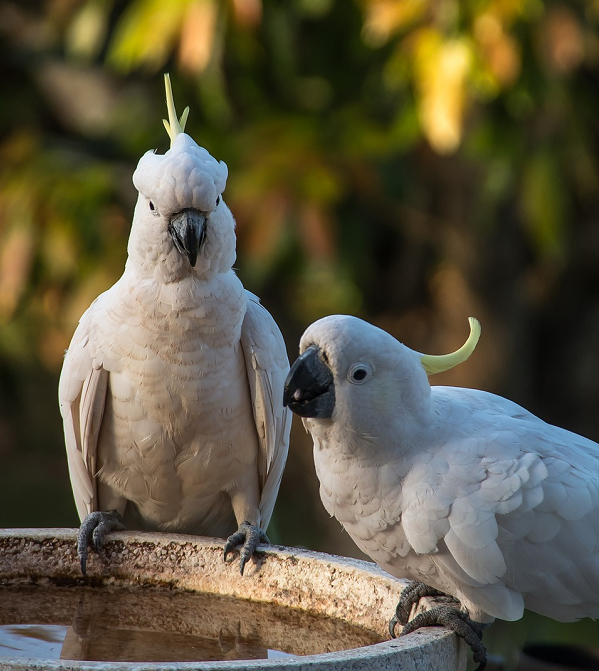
[
  {"left": 77, "top": 510, "right": 124, "bottom": 576},
  {"left": 400, "top": 604, "right": 487, "bottom": 671},
  {"left": 224, "top": 521, "right": 270, "bottom": 575},
  {"left": 392, "top": 581, "right": 453, "bottom": 628}
]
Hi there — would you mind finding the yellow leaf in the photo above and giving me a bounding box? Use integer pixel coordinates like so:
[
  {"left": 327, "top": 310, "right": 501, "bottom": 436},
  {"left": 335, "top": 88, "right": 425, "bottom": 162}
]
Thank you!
[
  {"left": 414, "top": 30, "right": 472, "bottom": 154},
  {"left": 178, "top": 0, "right": 218, "bottom": 73},
  {"left": 361, "top": 0, "right": 427, "bottom": 47},
  {"left": 474, "top": 12, "right": 520, "bottom": 89},
  {"left": 66, "top": 0, "right": 112, "bottom": 62},
  {"left": 107, "top": 0, "right": 189, "bottom": 73}
]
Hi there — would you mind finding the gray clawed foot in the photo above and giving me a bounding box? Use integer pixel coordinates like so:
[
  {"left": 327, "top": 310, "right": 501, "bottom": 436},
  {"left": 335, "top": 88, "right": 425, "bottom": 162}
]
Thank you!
[
  {"left": 389, "top": 581, "right": 487, "bottom": 671},
  {"left": 223, "top": 521, "right": 269, "bottom": 575},
  {"left": 401, "top": 606, "right": 487, "bottom": 670},
  {"left": 77, "top": 509, "right": 125, "bottom": 576},
  {"left": 391, "top": 580, "right": 449, "bottom": 630}
]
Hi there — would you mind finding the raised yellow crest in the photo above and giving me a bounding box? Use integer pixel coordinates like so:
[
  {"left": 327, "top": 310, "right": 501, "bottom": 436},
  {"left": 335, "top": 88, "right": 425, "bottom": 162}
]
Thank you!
[
  {"left": 420, "top": 317, "right": 481, "bottom": 375},
  {"left": 162, "top": 73, "right": 190, "bottom": 147}
]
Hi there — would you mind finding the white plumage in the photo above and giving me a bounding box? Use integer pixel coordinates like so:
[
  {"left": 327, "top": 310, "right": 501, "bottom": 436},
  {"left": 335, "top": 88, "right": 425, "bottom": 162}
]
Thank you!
[
  {"left": 59, "top": 79, "right": 290, "bottom": 570},
  {"left": 284, "top": 314, "right": 599, "bottom": 626}
]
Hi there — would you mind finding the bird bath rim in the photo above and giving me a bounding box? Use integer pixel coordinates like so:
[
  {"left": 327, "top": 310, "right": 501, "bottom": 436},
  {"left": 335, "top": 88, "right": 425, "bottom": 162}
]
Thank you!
[{"left": 0, "top": 529, "right": 465, "bottom": 670}]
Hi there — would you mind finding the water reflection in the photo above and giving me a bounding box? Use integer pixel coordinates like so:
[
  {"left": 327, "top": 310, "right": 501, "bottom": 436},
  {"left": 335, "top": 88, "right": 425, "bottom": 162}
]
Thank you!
[
  {"left": 0, "top": 585, "right": 381, "bottom": 663},
  {"left": 0, "top": 625, "right": 67, "bottom": 658}
]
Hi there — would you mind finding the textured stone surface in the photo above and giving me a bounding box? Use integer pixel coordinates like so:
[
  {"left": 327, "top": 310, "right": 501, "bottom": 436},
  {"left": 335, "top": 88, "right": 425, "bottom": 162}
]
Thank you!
[{"left": 0, "top": 529, "right": 467, "bottom": 670}]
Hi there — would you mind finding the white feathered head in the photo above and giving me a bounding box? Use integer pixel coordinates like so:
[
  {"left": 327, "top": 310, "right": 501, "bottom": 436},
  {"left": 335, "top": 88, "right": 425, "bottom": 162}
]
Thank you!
[
  {"left": 133, "top": 133, "right": 228, "bottom": 216},
  {"left": 283, "top": 316, "right": 481, "bottom": 434},
  {"left": 128, "top": 74, "right": 234, "bottom": 280}
]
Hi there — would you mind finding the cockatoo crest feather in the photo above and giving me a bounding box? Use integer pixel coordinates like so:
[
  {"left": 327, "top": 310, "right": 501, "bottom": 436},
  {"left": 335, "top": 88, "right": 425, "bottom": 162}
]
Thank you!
[{"left": 133, "top": 74, "right": 228, "bottom": 215}]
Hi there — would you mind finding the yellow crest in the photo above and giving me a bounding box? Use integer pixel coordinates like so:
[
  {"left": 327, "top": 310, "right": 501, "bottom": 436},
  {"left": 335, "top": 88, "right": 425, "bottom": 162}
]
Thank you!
[
  {"left": 420, "top": 317, "right": 481, "bottom": 375},
  {"left": 162, "top": 73, "right": 190, "bottom": 147}
]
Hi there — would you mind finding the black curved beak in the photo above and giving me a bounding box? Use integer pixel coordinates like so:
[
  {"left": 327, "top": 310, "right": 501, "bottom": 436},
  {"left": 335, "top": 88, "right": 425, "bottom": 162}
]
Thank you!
[
  {"left": 169, "top": 208, "right": 207, "bottom": 267},
  {"left": 284, "top": 345, "right": 335, "bottom": 419}
]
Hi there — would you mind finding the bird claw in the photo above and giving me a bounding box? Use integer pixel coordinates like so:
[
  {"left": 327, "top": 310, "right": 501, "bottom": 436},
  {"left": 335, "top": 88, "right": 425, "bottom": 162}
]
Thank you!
[
  {"left": 388, "top": 614, "right": 400, "bottom": 639},
  {"left": 223, "top": 521, "right": 270, "bottom": 575},
  {"left": 391, "top": 580, "right": 449, "bottom": 628},
  {"left": 401, "top": 606, "right": 487, "bottom": 670},
  {"left": 390, "top": 581, "right": 487, "bottom": 671},
  {"left": 77, "top": 510, "right": 124, "bottom": 576}
]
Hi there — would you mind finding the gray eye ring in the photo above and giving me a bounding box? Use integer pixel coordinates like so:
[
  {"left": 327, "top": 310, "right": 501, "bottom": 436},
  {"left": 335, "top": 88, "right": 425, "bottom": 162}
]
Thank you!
[{"left": 348, "top": 363, "right": 371, "bottom": 384}]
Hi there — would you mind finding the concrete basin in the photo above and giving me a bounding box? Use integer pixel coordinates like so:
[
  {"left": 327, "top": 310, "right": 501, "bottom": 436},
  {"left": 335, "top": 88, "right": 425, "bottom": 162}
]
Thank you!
[{"left": 0, "top": 529, "right": 466, "bottom": 670}]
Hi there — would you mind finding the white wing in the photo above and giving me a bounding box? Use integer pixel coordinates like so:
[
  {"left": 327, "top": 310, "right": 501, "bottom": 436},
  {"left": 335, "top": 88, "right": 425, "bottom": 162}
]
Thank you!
[
  {"left": 400, "top": 388, "right": 599, "bottom": 622},
  {"left": 58, "top": 300, "right": 108, "bottom": 521},
  {"left": 240, "top": 291, "right": 292, "bottom": 529}
]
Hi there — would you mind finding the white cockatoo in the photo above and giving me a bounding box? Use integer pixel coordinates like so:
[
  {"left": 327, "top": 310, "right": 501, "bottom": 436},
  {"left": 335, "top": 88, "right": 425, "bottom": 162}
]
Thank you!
[
  {"left": 59, "top": 74, "right": 291, "bottom": 575},
  {"left": 283, "top": 315, "right": 599, "bottom": 669}
]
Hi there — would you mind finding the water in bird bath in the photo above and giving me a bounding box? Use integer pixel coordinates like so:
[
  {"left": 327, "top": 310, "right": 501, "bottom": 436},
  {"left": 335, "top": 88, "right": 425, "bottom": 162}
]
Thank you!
[{"left": 0, "top": 583, "right": 381, "bottom": 663}]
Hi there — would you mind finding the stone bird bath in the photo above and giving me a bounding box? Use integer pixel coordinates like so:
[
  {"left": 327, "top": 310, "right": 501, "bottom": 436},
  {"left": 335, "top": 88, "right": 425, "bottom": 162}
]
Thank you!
[{"left": 0, "top": 529, "right": 466, "bottom": 670}]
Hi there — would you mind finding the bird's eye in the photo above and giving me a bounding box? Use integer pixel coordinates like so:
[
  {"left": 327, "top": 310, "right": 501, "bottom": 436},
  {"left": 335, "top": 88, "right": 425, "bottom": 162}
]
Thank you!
[
  {"left": 348, "top": 363, "right": 370, "bottom": 384},
  {"left": 215, "top": 196, "right": 221, "bottom": 207},
  {"left": 149, "top": 201, "right": 155, "bottom": 211}
]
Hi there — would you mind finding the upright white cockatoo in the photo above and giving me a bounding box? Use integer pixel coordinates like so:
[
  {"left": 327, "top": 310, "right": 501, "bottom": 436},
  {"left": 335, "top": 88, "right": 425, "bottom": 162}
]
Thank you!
[
  {"left": 283, "top": 315, "right": 599, "bottom": 669},
  {"left": 59, "top": 74, "right": 291, "bottom": 575}
]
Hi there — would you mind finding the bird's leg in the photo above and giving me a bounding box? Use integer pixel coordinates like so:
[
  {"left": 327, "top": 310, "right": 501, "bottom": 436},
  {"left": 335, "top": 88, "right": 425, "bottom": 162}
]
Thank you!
[
  {"left": 389, "top": 581, "right": 488, "bottom": 671},
  {"left": 77, "top": 509, "right": 125, "bottom": 576},
  {"left": 223, "top": 521, "right": 270, "bottom": 576}
]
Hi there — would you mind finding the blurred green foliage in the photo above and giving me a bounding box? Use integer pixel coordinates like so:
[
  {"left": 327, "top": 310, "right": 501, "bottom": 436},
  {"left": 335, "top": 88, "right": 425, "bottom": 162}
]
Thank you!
[
  {"left": 1, "top": 0, "right": 599, "bottom": 375},
  {"left": 2, "top": 0, "right": 599, "bottom": 666}
]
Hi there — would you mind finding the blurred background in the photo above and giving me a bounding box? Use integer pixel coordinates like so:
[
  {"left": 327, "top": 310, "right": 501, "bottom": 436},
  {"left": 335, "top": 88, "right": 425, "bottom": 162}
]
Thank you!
[{"left": 1, "top": 0, "right": 599, "bottom": 667}]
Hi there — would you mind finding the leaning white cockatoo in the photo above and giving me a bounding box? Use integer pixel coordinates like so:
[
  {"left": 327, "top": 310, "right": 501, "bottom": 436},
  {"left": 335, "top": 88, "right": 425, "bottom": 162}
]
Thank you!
[
  {"left": 59, "top": 74, "right": 291, "bottom": 575},
  {"left": 283, "top": 315, "right": 599, "bottom": 669}
]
